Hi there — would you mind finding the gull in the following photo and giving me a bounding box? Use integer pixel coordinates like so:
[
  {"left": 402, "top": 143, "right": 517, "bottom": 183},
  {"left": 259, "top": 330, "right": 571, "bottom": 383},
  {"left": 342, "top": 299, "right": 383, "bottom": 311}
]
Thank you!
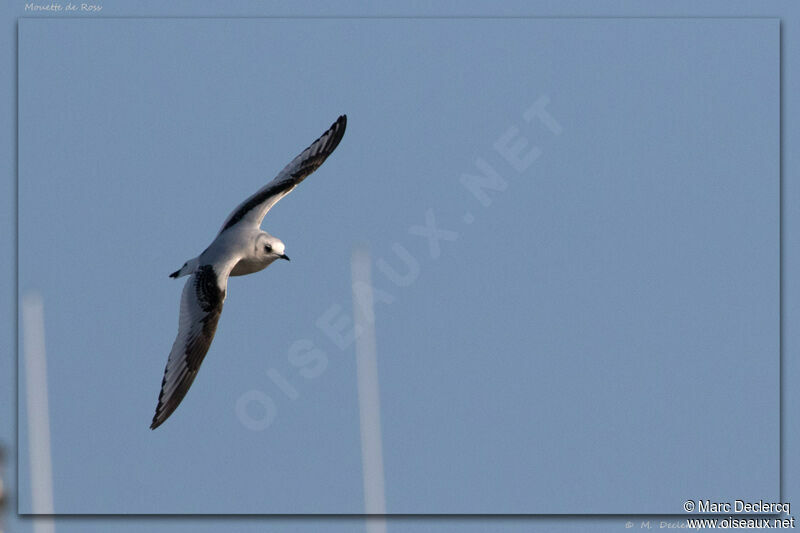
[{"left": 150, "top": 115, "right": 347, "bottom": 429}]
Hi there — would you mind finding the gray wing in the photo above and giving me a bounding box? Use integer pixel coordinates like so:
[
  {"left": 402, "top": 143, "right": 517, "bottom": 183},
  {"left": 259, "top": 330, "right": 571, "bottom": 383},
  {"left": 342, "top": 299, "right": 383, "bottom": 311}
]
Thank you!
[
  {"left": 151, "top": 265, "right": 226, "bottom": 429},
  {"left": 217, "top": 115, "right": 347, "bottom": 235}
]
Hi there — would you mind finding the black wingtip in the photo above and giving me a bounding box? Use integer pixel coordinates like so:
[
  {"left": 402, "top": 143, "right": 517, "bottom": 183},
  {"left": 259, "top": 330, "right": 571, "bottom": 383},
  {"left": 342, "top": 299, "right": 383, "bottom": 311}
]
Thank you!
[
  {"left": 325, "top": 115, "right": 347, "bottom": 153},
  {"left": 330, "top": 115, "right": 346, "bottom": 136}
]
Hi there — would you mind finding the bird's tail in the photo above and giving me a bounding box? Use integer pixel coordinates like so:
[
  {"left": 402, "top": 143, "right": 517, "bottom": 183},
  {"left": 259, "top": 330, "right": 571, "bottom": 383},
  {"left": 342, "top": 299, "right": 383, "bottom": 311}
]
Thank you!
[{"left": 169, "top": 257, "right": 199, "bottom": 279}]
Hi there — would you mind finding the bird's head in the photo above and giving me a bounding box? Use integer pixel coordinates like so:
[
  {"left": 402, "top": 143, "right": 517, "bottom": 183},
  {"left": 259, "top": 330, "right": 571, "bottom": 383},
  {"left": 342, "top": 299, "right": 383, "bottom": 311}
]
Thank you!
[{"left": 260, "top": 234, "right": 290, "bottom": 262}]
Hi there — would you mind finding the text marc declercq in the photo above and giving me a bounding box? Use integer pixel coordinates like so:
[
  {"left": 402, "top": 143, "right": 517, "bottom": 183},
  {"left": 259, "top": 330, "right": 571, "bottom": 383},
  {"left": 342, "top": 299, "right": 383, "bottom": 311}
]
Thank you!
[{"left": 696, "top": 500, "right": 790, "bottom": 514}]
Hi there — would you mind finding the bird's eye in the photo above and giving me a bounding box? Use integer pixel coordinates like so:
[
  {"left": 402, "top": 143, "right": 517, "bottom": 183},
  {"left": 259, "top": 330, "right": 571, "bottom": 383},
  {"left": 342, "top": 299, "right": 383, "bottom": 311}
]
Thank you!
[{"left": 264, "top": 244, "right": 273, "bottom": 253}]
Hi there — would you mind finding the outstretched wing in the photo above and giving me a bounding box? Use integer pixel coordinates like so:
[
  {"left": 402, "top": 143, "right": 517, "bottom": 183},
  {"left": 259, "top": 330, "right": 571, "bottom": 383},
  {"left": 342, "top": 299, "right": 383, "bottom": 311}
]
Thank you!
[
  {"left": 218, "top": 114, "right": 347, "bottom": 235},
  {"left": 151, "top": 265, "right": 227, "bottom": 429}
]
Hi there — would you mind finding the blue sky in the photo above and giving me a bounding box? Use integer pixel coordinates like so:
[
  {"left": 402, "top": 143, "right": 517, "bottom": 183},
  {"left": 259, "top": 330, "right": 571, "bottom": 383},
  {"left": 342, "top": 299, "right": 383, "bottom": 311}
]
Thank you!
[{"left": 2, "top": 0, "right": 799, "bottom": 531}]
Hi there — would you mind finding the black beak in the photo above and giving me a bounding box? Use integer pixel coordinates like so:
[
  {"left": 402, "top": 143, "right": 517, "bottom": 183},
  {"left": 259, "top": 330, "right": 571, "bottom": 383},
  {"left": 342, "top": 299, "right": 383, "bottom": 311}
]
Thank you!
[{"left": 280, "top": 254, "right": 290, "bottom": 261}]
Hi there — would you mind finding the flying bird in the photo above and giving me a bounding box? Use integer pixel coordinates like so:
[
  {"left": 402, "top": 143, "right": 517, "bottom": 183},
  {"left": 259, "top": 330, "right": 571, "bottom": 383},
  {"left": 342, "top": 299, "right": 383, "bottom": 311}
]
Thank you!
[{"left": 150, "top": 115, "right": 347, "bottom": 429}]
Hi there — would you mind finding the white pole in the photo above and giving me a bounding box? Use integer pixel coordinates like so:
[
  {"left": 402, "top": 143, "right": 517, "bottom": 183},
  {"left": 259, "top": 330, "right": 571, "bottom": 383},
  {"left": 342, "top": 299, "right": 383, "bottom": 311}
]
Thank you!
[
  {"left": 351, "top": 247, "right": 387, "bottom": 533},
  {"left": 0, "top": 445, "right": 6, "bottom": 533},
  {"left": 22, "top": 292, "right": 55, "bottom": 533}
]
